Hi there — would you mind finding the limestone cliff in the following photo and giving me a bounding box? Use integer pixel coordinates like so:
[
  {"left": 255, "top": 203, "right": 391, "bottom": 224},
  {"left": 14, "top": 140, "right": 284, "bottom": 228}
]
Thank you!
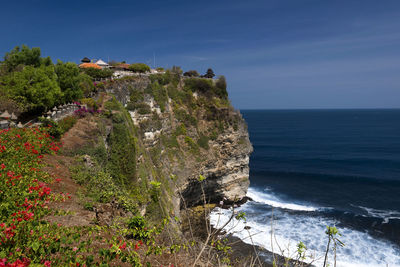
[{"left": 100, "top": 73, "right": 253, "bottom": 217}]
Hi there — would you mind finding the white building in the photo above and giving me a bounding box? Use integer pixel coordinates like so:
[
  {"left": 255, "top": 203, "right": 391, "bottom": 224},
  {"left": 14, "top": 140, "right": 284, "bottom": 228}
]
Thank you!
[{"left": 95, "top": 59, "right": 110, "bottom": 69}]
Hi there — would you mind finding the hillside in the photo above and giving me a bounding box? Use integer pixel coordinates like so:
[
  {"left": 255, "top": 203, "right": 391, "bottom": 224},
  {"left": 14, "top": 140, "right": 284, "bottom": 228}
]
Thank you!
[{"left": 0, "top": 69, "right": 254, "bottom": 266}]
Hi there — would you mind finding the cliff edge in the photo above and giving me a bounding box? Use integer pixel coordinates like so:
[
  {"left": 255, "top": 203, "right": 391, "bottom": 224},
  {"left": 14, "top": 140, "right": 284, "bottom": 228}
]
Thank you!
[{"left": 103, "top": 73, "right": 253, "bottom": 216}]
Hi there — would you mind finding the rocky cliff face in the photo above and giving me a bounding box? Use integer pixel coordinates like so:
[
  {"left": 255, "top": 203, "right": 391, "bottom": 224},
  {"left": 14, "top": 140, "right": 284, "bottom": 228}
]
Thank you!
[
  {"left": 102, "top": 74, "right": 253, "bottom": 216},
  {"left": 179, "top": 115, "right": 252, "bottom": 207}
]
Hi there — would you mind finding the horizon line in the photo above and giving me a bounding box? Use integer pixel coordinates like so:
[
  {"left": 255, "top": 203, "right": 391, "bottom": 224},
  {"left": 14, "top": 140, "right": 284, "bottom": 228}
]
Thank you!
[{"left": 238, "top": 107, "right": 400, "bottom": 111}]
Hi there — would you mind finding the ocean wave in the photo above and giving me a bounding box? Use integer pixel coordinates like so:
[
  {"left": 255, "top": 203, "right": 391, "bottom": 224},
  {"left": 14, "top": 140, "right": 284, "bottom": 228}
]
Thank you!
[
  {"left": 247, "top": 187, "right": 319, "bottom": 212},
  {"left": 210, "top": 206, "right": 400, "bottom": 267},
  {"left": 353, "top": 205, "right": 400, "bottom": 223}
]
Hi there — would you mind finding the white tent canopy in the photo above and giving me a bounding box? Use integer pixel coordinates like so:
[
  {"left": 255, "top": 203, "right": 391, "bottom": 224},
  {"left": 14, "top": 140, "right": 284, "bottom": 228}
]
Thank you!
[{"left": 95, "top": 59, "right": 109, "bottom": 67}]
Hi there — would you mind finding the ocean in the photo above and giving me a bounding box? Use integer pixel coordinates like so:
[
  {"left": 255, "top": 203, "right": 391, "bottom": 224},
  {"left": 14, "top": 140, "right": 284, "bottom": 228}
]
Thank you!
[{"left": 210, "top": 109, "right": 400, "bottom": 267}]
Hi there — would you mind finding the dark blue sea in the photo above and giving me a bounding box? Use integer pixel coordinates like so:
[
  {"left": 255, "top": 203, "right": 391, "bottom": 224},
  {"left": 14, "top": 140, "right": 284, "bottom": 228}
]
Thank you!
[{"left": 211, "top": 109, "right": 400, "bottom": 267}]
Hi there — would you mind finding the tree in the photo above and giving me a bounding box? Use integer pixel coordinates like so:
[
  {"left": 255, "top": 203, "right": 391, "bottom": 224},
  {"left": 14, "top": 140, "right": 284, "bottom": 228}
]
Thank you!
[
  {"left": 204, "top": 68, "right": 215, "bottom": 79},
  {"left": 183, "top": 70, "right": 199, "bottom": 77},
  {"left": 3, "top": 45, "right": 42, "bottom": 72},
  {"left": 129, "top": 63, "right": 150, "bottom": 73},
  {"left": 214, "top": 75, "right": 228, "bottom": 98},
  {"left": 184, "top": 78, "right": 212, "bottom": 94},
  {"left": 55, "top": 61, "right": 95, "bottom": 102},
  {"left": 83, "top": 68, "right": 113, "bottom": 80},
  {"left": 1, "top": 65, "right": 62, "bottom": 112},
  {"left": 55, "top": 61, "right": 83, "bottom": 103},
  {"left": 170, "top": 66, "right": 183, "bottom": 76},
  {"left": 79, "top": 74, "right": 95, "bottom": 97}
]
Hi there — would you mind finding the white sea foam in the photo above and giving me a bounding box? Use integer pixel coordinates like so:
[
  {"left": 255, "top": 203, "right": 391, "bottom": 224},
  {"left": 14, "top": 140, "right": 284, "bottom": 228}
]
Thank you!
[
  {"left": 210, "top": 204, "right": 400, "bottom": 267},
  {"left": 354, "top": 205, "right": 400, "bottom": 224},
  {"left": 247, "top": 187, "right": 319, "bottom": 212}
]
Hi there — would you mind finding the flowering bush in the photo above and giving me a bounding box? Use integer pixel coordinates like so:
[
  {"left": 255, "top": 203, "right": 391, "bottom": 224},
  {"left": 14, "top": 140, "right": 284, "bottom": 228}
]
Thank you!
[
  {"left": 74, "top": 107, "right": 100, "bottom": 118},
  {"left": 0, "top": 127, "right": 167, "bottom": 266},
  {"left": 0, "top": 127, "right": 61, "bottom": 266}
]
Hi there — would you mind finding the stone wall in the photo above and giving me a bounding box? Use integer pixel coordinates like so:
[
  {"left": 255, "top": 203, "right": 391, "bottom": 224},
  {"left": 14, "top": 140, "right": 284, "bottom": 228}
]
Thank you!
[
  {"left": 0, "top": 103, "right": 83, "bottom": 129},
  {"left": 44, "top": 103, "right": 81, "bottom": 121}
]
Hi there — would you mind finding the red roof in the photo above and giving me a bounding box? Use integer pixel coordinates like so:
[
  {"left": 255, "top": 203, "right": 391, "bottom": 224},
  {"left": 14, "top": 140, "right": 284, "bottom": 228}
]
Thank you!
[
  {"left": 79, "top": 63, "right": 102, "bottom": 69},
  {"left": 115, "top": 63, "right": 130, "bottom": 70}
]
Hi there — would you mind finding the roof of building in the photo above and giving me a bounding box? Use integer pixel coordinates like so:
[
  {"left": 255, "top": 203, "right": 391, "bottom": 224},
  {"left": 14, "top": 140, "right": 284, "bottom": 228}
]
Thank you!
[
  {"left": 79, "top": 63, "right": 102, "bottom": 69},
  {"left": 95, "top": 59, "right": 109, "bottom": 66},
  {"left": 81, "top": 57, "right": 91, "bottom": 63},
  {"left": 0, "top": 110, "right": 11, "bottom": 119}
]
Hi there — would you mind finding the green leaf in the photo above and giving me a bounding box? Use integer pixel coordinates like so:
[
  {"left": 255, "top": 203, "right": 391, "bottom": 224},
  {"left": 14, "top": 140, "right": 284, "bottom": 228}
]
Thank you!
[
  {"left": 198, "top": 174, "right": 206, "bottom": 182},
  {"left": 32, "top": 241, "right": 40, "bottom": 252}
]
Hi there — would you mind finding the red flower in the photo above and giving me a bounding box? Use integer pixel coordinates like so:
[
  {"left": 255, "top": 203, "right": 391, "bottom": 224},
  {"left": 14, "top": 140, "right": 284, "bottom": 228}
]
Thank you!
[{"left": 119, "top": 242, "right": 127, "bottom": 250}]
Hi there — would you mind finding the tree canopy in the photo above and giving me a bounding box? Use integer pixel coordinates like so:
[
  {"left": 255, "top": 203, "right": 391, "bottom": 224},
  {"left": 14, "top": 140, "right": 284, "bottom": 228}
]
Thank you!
[
  {"left": 183, "top": 70, "right": 199, "bottom": 77},
  {"left": 129, "top": 63, "right": 150, "bottom": 73},
  {"left": 1, "top": 65, "right": 62, "bottom": 113},
  {"left": 3, "top": 45, "right": 42, "bottom": 72},
  {"left": 82, "top": 67, "right": 113, "bottom": 80},
  {"left": 0, "top": 45, "right": 96, "bottom": 114},
  {"left": 55, "top": 61, "right": 94, "bottom": 102}
]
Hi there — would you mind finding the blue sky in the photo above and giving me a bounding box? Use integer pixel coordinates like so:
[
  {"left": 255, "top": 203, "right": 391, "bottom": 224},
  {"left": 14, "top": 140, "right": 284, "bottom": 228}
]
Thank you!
[{"left": 1, "top": 0, "right": 400, "bottom": 109}]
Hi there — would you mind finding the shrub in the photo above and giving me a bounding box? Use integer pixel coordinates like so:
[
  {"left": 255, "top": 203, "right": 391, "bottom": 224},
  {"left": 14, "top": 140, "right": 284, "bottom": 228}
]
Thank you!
[
  {"left": 38, "top": 117, "right": 63, "bottom": 139},
  {"left": 83, "top": 68, "right": 113, "bottom": 80},
  {"left": 184, "top": 136, "right": 199, "bottom": 154},
  {"left": 104, "top": 98, "right": 121, "bottom": 111},
  {"left": 149, "top": 73, "right": 170, "bottom": 86},
  {"left": 170, "top": 66, "right": 182, "bottom": 76},
  {"left": 146, "top": 82, "right": 167, "bottom": 112},
  {"left": 0, "top": 127, "right": 62, "bottom": 264},
  {"left": 197, "top": 134, "right": 209, "bottom": 150},
  {"left": 94, "top": 81, "right": 105, "bottom": 90},
  {"left": 174, "top": 123, "right": 187, "bottom": 136},
  {"left": 129, "top": 63, "right": 150, "bottom": 73},
  {"left": 214, "top": 75, "right": 228, "bottom": 99},
  {"left": 184, "top": 78, "right": 213, "bottom": 94},
  {"left": 128, "top": 216, "right": 152, "bottom": 240},
  {"left": 111, "top": 113, "right": 124, "bottom": 123},
  {"left": 127, "top": 102, "right": 151, "bottom": 114},
  {"left": 166, "top": 83, "right": 179, "bottom": 100},
  {"left": 150, "top": 181, "right": 161, "bottom": 202},
  {"left": 161, "top": 134, "right": 179, "bottom": 149},
  {"left": 209, "top": 130, "right": 218, "bottom": 141},
  {"left": 174, "top": 108, "right": 197, "bottom": 127},
  {"left": 1, "top": 65, "right": 62, "bottom": 113},
  {"left": 183, "top": 70, "right": 199, "bottom": 77},
  {"left": 106, "top": 119, "right": 137, "bottom": 187},
  {"left": 74, "top": 106, "right": 99, "bottom": 118},
  {"left": 130, "top": 90, "right": 144, "bottom": 103},
  {"left": 58, "top": 115, "right": 78, "bottom": 133},
  {"left": 80, "top": 98, "right": 98, "bottom": 110}
]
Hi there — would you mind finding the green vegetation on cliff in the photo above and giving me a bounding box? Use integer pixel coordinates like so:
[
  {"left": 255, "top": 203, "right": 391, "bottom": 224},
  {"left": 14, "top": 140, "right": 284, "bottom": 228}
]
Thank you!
[
  {"left": 0, "top": 45, "right": 252, "bottom": 266},
  {"left": 0, "top": 45, "right": 95, "bottom": 115}
]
